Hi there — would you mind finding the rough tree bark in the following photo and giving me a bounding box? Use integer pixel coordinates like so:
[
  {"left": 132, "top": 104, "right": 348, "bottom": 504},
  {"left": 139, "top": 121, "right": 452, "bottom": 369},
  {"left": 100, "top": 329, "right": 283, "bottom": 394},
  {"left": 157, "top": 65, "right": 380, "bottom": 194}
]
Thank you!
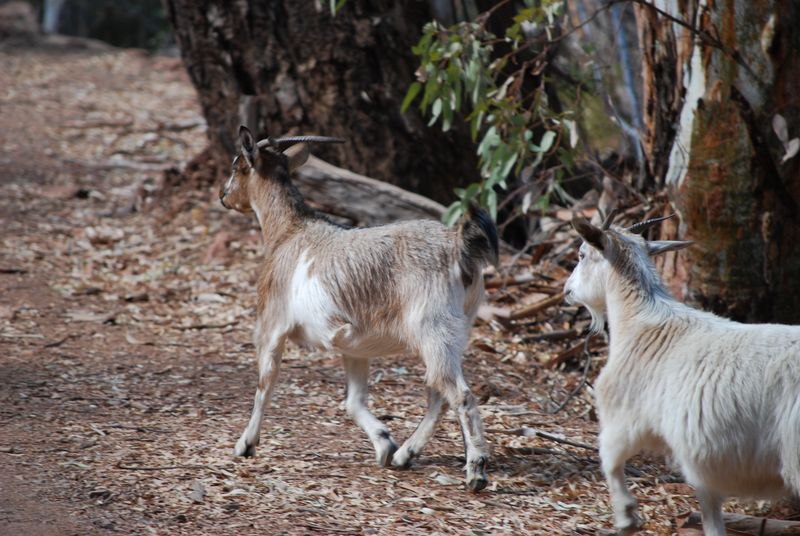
[
  {"left": 163, "top": 0, "right": 479, "bottom": 204},
  {"left": 636, "top": 0, "right": 800, "bottom": 323}
]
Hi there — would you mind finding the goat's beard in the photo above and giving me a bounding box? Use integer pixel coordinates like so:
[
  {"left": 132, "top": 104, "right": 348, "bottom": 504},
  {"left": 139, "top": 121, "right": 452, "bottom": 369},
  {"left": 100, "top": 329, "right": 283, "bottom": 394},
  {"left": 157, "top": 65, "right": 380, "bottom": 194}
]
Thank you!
[{"left": 583, "top": 303, "right": 606, "bottom": 333}]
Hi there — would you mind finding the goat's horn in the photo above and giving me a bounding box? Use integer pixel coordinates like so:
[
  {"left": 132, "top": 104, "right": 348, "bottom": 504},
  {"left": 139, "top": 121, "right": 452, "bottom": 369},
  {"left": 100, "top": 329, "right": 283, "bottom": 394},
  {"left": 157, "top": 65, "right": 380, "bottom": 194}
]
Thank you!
[
  {"left": 600, "top": 207, "right": 619, "bottom": 230},
  {"left": 269, "top": 136, "right": 346, "bottom": 151},
  {"left": 627, "top": 213, "right": 676, "bottom": 235}
]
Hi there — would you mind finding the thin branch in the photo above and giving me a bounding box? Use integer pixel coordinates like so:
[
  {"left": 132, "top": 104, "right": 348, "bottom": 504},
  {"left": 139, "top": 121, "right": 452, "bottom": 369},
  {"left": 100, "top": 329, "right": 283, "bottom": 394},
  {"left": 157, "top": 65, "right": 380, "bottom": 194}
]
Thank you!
[
  {"left": 476, "top": 0, "right": 513, "bottom": 28},
  {"left": 509, "top": 292, "right": 565, "bottom": 320},
  {"left": 545, "top": 334, "right": 594, "bottom": 414},
  {"left": 491, "top": 427, "right": 597, "bottom": 451},
  {"left": 44, "top": 334, "right": 78, "bottom": 348}
]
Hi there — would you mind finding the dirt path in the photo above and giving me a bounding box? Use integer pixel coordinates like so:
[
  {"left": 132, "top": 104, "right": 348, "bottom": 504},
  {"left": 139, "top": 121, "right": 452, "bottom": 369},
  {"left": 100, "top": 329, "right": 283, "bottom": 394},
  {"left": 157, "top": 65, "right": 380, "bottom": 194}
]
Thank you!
[{"left": 1, "top": 42, "right": 792, "bottom": 536}]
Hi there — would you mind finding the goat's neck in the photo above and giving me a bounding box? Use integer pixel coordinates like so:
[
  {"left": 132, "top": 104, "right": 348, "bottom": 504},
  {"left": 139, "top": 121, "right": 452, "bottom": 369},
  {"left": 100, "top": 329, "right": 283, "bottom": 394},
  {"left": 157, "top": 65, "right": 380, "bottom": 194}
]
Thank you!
[
  {"left": 604, "top": 273, "right": 679, "bottom": 353},
  {"left": 250, "top": 179, "right": 308, "bottom": 252}
]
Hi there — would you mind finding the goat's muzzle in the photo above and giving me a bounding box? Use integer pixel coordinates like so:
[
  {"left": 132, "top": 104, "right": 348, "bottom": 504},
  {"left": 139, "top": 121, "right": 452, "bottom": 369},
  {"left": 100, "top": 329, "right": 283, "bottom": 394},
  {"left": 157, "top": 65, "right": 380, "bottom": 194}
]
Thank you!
[{"left": 564, "top": 288, "right": 575, "bottom": 305}]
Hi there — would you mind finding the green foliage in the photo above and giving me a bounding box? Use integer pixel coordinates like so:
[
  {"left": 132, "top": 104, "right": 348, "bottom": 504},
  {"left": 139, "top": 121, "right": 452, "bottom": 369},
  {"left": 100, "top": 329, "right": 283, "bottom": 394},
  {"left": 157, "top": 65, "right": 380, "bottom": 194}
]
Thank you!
[
  {"left": 403, "top": 1, "right": 578, "bottom": 226},
  {"left": 329, "top": 0, "right": 347, "bottom": 16}
]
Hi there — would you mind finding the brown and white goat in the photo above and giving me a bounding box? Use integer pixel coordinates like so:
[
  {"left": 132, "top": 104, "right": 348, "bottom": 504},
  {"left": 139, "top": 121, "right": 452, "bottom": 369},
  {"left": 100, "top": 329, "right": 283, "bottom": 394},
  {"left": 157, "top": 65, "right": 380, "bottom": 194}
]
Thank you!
[{"left": 219, "top": 126, "right": 497, "bottom": 491}]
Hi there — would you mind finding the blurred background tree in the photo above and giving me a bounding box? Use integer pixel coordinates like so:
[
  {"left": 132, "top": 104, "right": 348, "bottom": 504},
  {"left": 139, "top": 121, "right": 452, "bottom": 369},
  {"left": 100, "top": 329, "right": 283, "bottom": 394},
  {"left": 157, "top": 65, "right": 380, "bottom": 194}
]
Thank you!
[{"left": 34, "top": 0, "right": 171, "bottom": 49}]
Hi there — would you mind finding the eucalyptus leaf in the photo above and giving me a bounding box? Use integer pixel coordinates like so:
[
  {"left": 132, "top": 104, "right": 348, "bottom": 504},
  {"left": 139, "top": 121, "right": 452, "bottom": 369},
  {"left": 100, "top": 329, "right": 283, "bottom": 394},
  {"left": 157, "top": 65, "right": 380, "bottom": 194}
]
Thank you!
[
  {"left": 540, "top": 130, "right": 556, "bottom": 153},
  {"left": 401, "top": 82, "right": 422, "bottom": 113},
  {"left": 442, "top": 202, "right": 463, "bottom": 227}
]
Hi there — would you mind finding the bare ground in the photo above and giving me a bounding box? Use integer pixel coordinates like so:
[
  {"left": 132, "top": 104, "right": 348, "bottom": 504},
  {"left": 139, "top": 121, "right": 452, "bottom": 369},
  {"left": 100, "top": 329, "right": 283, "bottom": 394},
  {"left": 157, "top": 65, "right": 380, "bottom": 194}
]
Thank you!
[{"left": 0, "top": 43, "right": 796, "bottom": 536}]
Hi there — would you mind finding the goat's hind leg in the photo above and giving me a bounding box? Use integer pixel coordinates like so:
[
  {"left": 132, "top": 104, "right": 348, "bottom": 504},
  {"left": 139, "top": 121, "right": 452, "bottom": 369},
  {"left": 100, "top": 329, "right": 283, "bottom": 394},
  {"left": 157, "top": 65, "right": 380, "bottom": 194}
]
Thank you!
[
  {"left": 344, "top": 356, "right": 398, "bottom": 467},
  {"left": 424, "top": 338, "right": 489, "bottom": 492},
  {"left": 392, "top": 387, "right": 447, "bottom": 469},
  {"left": 445, "top": 378, "right": 489, "bottom": 492},
  {"left": 234, "top": 330, "right": 286, "bottom": 457}
]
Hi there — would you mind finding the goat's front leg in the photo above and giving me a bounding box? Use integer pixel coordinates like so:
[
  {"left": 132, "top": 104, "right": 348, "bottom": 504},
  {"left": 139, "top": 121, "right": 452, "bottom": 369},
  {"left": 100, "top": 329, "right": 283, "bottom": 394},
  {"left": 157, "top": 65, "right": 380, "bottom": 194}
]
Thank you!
[
  {"left": 694, "top": 486, "right": 726, "bottom": 536},
  {"left": 598, "top": 426, "right": 642, "bottom": 533},
  {"left": 234, "top": 332, "right": 286, "bottom": 457},
  {"left": 343, "top": 356, "right": 398, "bottom": 466},
  {"left": 392, "top": 387, "right": 447, "bottom": 469}
]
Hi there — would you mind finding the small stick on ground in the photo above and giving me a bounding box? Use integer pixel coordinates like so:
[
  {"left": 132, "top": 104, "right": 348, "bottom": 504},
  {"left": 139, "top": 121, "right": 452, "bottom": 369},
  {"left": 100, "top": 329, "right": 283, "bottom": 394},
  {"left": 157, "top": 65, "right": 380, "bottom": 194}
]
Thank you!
[
  {"left": 509, "top": 292, "right": 565, "bottom": 320},
  {"left": 491, "top": 427, "right": 597, "bottom": 452},
  {"left": 545, "top": 334, "right": 594, "bottom": 414}
]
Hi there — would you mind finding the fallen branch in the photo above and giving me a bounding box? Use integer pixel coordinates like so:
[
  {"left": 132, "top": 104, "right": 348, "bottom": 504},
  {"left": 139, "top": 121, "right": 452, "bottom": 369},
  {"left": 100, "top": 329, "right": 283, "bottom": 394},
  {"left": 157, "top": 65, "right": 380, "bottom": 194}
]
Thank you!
[
  {"left": 546, "top": 336, "right": 606, "bottom": 369},
  {"left": 485, "top": 273, "right": 536, "bottom": 289},
  {"left": 678, "top": 511, "right": 800, "bottom": 535},
  {"left": 547, "top": 340, "right": 585, "bottom": 369},
  {"left": 294, "top": 156, "right": 445, "bottom": 226},
  {"left": 545, "top": 334, "right": 594, "bottom": 414},
  {"left": 490, "top": 427, "right": 597, "bottom": 452},
  {"left": 509, "top": 292, "right": 565, "bottom": 320},
  {"left": 43, "top": 334, "right": 78, "bottom": 348},
  {"left": 503, "top": 446, "right": 593, "bottom": 470},
  {"left": 484, "top": 274, "right": 561, "bottom": 294}
]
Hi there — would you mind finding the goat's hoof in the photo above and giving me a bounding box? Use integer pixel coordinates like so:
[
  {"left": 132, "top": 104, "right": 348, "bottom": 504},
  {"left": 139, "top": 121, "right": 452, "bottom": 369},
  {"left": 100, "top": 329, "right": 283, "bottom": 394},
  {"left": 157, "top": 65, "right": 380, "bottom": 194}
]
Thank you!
[
  {"left": 615, "top": 513, "right": 643, "bottom": 535},
  {"left": 390, "top": 449, "right": 414, "bottom": 470},
  {"left": 377, "top": 440, "right": 399, "bottom": 468},
  {"left": 466, "top": 455, "right": 489, "bottom": 493},
  {"left": 467, "top": 475, "right": 489, "bottom": 493},
  {"left": 616, "top": 525, "right": 641, "bottom": 536},
  {"left": 233, "top": 439, "right": 257, "bottom": 458}
]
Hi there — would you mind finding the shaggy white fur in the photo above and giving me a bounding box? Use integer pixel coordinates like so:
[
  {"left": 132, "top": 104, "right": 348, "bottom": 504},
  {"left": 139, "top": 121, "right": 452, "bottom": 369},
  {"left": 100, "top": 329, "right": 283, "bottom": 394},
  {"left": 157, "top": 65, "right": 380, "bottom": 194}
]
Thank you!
[{"left": 565, "top": 215, "right": 800, "bottom": 536}]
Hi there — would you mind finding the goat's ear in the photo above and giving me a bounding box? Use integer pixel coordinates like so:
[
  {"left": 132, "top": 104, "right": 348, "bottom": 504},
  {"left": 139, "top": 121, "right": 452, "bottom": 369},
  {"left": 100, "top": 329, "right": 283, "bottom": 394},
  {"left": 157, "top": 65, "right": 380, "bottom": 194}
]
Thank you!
[
  {"left": 284, "top": 143, "right": 310, "bottom": 172},
  {"left": 572, "top": 214, "right": 606, "bottom": 252},
  {"left": 239, "top": 125, "right": 257, "bottom": 166},
  {"left": 646, "top": 240, "right": 693, "bottom": 256}
]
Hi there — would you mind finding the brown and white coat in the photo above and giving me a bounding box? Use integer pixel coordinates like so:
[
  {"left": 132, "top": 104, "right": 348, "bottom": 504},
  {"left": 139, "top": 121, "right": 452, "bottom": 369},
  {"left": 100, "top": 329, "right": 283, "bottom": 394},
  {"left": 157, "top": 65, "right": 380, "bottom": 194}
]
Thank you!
[{"left": 220, "top": 126, "right": 498, "bottom": 491}]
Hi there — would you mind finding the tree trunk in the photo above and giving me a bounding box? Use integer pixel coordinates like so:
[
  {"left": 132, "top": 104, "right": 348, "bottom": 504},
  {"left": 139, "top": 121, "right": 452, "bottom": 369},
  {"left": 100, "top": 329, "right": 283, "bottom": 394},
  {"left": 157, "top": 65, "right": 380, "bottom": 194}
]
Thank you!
[
  {"left": 163, "top": 0, "right": 479, "bottom": 204},
  {"left": 636, "top": 0, "right": 800, "bottom": 323}
]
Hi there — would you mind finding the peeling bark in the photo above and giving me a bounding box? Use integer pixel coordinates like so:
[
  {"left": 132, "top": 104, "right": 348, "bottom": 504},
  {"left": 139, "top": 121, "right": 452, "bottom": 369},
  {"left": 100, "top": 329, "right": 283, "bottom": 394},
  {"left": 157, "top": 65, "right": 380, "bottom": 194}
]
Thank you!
[{"left": 638, "top": 0, "right": 800, "bottom": 322}]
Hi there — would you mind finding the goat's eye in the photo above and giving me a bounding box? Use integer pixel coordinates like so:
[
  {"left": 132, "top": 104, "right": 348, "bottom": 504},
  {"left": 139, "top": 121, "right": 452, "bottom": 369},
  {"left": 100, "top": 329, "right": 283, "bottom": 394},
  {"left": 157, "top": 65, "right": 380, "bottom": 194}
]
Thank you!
[{"left": 578, "top": 250, "right": 585, "bottom": 261}]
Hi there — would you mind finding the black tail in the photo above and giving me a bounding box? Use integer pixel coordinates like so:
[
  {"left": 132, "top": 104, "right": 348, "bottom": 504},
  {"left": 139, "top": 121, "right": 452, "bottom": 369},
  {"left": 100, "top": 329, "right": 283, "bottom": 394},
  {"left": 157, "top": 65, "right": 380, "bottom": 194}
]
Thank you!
[{"left": 458, "top": 203, "right": 499, "bottom": 286}]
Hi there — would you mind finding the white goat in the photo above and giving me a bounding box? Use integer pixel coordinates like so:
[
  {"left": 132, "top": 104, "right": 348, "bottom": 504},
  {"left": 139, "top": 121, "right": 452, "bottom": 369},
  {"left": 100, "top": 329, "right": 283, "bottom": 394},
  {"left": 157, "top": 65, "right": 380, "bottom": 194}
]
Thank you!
[
  {"left": 219, "top": 126, "right": 497, "bottom": 491},
  {"left": 564, "top": 212, "right": 800, "bottom": 535}
]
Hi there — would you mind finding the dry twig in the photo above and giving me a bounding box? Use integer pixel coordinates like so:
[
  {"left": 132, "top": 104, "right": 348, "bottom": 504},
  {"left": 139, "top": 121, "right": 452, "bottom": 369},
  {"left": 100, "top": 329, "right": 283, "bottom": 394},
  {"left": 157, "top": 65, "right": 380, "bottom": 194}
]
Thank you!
[
  {"left": 545, "top": 334, "right": 594, "bottom": 414},
  {"left": 509, "top": 292, "right": 565, "bottom": 320}
]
